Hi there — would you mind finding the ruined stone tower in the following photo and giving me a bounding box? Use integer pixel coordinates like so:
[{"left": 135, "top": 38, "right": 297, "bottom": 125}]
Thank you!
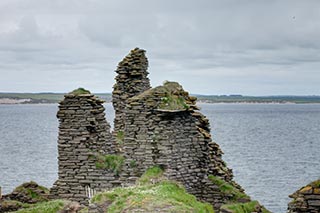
[
  {"left": 51, "top": 49, "right": 266, "bottom": 212},
  {"left": 118, "top": 81, "right": 243, "bottom": 210},
  {"left": 50, "top": 89, "right": 119, "bottom": 204},
  {"left": 112, "top": 48, "right": 151, "bottom": 132}
]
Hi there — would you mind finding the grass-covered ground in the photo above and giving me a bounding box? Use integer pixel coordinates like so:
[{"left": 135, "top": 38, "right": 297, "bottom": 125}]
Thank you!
[
  {"left": 4, "top": 168, "right": 272, "bottom": 213},
  {"left": 13, "top": 200, "right": 67, "bottom": 213},
  {"left": 85, "top": 166, "right": 214, "bottom": 213}
]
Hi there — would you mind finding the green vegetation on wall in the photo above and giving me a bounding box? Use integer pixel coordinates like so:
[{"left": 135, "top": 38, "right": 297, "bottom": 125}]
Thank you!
[
  {"left": 158, "top": 81, "right": 190, "bottom": 111},
  {"left": 208, "top": 175, "right": 249, "bottom": 202},
  {"left": 116, "top": 130, "right": 124, "bottom": 145},
  {"left": 220, "top": 201, "right": 271, "bottom": 213},
  {"left": 138, "top": 166, "right": 164, "bottom": 184},
  {"left": 94, "top": 154, "right": 125, "bottom": 175}
]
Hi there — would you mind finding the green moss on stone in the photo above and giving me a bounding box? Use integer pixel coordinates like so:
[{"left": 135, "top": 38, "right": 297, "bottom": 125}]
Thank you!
[
  {"left": 138, "top": 166, "right": 164, "bottom": 184},
  {"left": 95, "top": 154, "right": 125, "bottom": 175},
  {"left": 11, "top": 181, "right": 49, "bottom": 203},
  {"left": 208, "top": 175, "right": 249, "bottom": 202},
  {"left": 69, "top": 88, "right": 91, "bottom": 95},
  {"left": 116, "top": 130, "right": 124, "bottom": 145},
  {"left": 220, "top": 200, "right": 271, "bottom": 213},
  {"left": 310, "top": 179, "right": 320, "bottom": 188}
]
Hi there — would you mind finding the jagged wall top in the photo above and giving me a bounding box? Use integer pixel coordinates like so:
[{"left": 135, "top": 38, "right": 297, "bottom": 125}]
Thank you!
[{"left": 112, "top": 47, "right": 151, "bottom": 132}]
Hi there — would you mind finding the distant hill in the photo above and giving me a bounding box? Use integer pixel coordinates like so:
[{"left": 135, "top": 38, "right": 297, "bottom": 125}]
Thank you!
[
  {"left": 0, "top": 92, "right": 319, "bottom": 104},
  {"left": 0, "top": 93, "right": 112, "bottom": 104}
]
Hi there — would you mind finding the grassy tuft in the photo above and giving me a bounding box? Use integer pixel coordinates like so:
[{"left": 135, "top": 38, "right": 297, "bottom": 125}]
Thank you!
[
  {"left": 138, "top": 166, "right": 164, "bottom": 184},
  {"left": 156, "top": 81, "right": 190, "bottom": 111},
  {"left": 208, "top": 175, "right": 249, "bottom": 202},
  {"left": 95, "top": 154, "right": 125, "bottom": 175},
  {"left": 310, "top": 179, "right": 320, "bottom": 188},
  {"left": 91, "top": 181, "right": 214, "bottom": 213},
  {"left": 69, "top": 88, "right": 91, "bottom": 95},
  {"left": 90, "top": 166, "right": 214, "bottom": 212},
  {"left": 220, "top": 200, "right": 271, "bottom": 213},
  {"left": 116, "top": 131, "right": 124, "bottom": 145},
  {"left": 13, "top": 181, "right": 49, "bottom": 203},
  {"left": 13, "top": 200, "right": 67, "bottom": 213}
]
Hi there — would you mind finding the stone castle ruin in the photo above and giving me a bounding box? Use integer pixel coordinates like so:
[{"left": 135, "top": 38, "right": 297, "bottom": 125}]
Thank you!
[{"left": 50, "top": 48, "right": 256, "bottom": 211}]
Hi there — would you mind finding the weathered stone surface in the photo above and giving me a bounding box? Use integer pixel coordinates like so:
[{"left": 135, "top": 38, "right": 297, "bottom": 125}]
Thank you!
[
  {"left": 288, "top": 179, "right": 320, "bottom": 213},
  {"left": 112, "top": 47, "right": 150, "bottom": 132},
  {"left": 50, "top": 89, "right": 118, "bottom": 205},
  {"left": 50, "top": 49, "right": 254, "bottom": 212},
  {"left": 119, "top": 81, "right": 244, "bottom": 211}
]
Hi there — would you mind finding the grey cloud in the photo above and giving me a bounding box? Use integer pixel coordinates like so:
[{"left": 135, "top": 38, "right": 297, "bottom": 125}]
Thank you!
[{"left": 0, "top": 0, "right": 319, "bottom": 95}]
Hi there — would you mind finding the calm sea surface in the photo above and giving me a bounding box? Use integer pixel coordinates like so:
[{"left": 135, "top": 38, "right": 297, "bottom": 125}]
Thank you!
[{"left": 0, "top": 103, "right": 319, "bottom": 213}]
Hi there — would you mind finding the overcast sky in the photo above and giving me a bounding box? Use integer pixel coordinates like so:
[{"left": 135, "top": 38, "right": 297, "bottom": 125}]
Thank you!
[{"left": 0, "top": 0, "right": 319, "bottom": 95}]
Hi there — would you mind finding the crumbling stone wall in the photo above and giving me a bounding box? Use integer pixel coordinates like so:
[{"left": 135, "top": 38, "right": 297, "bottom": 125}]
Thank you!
[
  {"left": 120, "top": 81, "right": 243, "bottom": 210},
  {"left": 112, "top": 47, "right": 151, "bottom": 132},
  {"left": 50, "top": 48, "right": 251, "bottom": 211},
  {"left": 50, "top": 91, "right": 120, "bottom": 205},
  {"left": 288, "top": 179, "right": 320, "bottom": 213}
]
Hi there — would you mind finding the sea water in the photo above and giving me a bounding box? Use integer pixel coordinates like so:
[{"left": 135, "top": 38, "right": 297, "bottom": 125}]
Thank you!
[{"left": 0, "top": 103, "right": 319, "bottom": 213}]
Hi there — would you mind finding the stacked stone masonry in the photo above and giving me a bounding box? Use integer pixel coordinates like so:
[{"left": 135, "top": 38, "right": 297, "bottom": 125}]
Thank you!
[
  {"left": 112, "top": 47, "right": 151, "bottom": 132},
  {"left": 288, "top": 180, "right": 320, "bottom": 213},
  {"left": 120, "top": 81, "right": 243, "bottom": 210},
  {"left": 50, "top": 93, "right": 120, "bottom": 205},
  {"left": 51, "top": 48, "right": 250, "bottom": 211}
]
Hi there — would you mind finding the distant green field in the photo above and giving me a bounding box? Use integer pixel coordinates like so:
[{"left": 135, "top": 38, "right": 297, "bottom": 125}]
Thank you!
[
  {"left": 0, "top": 93, "right": 319, "bottom": 104},
  {"left": 0, "top": 93, "right": 112, "bottom": 103},
  {"left": 195, "top": 95, "right": 320, "bottom": 104}
]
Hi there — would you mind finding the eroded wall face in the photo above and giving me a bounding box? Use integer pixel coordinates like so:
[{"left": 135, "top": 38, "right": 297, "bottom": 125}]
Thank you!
[
  {"left": 112, "top": 48, "right": 151, "bottom": 133},
  {"left": 50, "top": 94, "right": 119, "bottom": 204},
  {"left": 120, "top": 87, "right": 238, "bottom": 210}
]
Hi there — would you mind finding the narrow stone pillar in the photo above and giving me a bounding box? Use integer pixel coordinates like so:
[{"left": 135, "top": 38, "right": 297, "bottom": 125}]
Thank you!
[
  {"left": 50, "top": 88, "right": 117, "bottom": 205},
  {"left": 112, "top": 48, "right": 151, "bottom": 133}
]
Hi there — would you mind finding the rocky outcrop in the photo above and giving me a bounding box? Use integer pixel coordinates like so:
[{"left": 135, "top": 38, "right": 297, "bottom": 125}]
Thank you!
[
  {"left": 0, "top": 181, "right": 50, "bottom": 213},
  {"left": 112, "top": 47, "right": 151, "bottom": 132},
  {"left": 4, "top": 181, "right": 49, "bottom": 204},
  {"left": 50, "top": 88, "right": 119, "bottom": 205},
  {"left": 288, "top": 179, "right": 320, "bottom": 213}
]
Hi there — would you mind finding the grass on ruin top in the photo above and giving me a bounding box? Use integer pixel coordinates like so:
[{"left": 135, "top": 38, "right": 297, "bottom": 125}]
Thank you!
[
  {"left": 69, "top": 87, "right": 91, "bottom": 95},
  {"left": 133, "top": 81, "right": 190, "bottom": 111},
  {"left": 158, "top": 81, "right": 190, "bottom": 111},
  {"left": 90, "top": 166, "right": 214, "bottom": 213},
  {"left": 208, "top": 175, "right": 249, "bottom": 202},
  {"left": 13, "top": 181, "right": 49, "bottom": 202},
  {"left": 309, "top": 179, "right": 320, "bottom": 188},
  {"left": 12, "top": 200, "right": 67, "bottom": 213},
  {"left": 220, "top": 201, "right": 271, "bottom": 213}
]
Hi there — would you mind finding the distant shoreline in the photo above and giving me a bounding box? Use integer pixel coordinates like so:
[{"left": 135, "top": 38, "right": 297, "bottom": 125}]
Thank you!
[
  {"left": 1, "top": 93, "right": 320, "bottom": 104},
  {"left": 1, "top": 98, "right": 320, "bottom": 105}
]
